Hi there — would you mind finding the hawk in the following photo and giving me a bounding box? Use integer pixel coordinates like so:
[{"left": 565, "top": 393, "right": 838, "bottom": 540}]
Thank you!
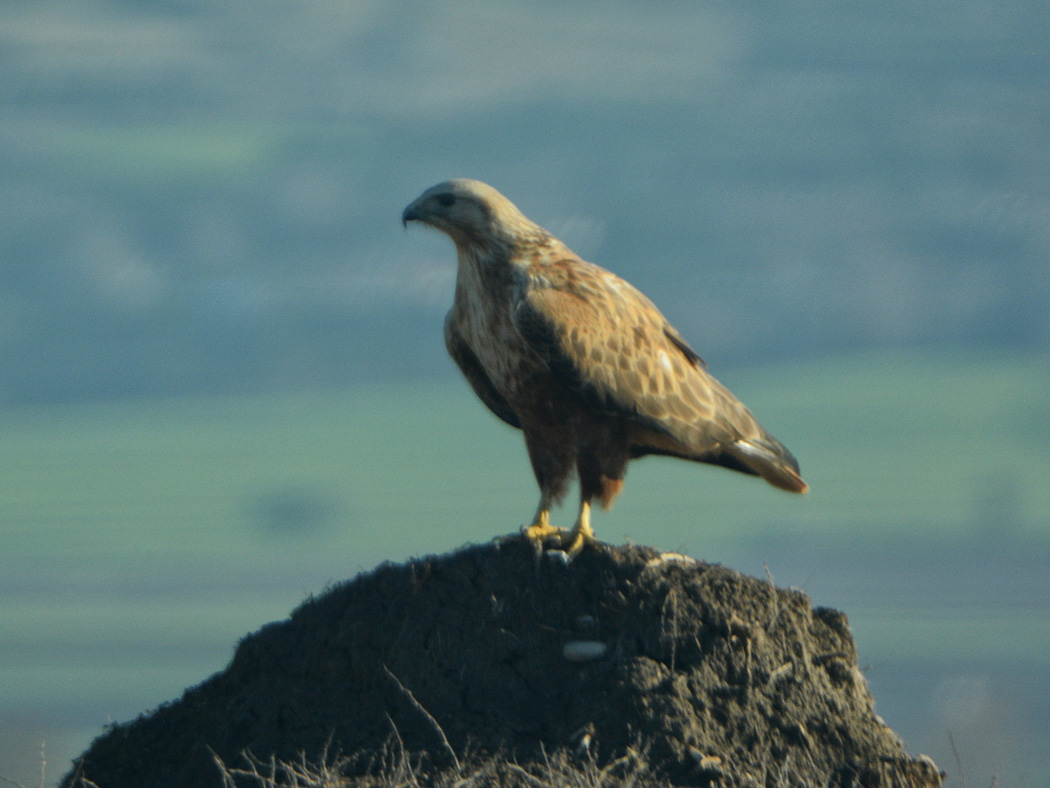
[{"left": 402, "top": 179, "right": 807, "bottom": 556}]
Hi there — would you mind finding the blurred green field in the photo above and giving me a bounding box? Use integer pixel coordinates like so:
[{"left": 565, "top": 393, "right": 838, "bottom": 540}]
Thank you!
[
  {"left": 1, "top": 348, "right": 1048, "bottom": 783},
  {"left": 4, "top": 347, "right": 1047, "bottom": 562}
]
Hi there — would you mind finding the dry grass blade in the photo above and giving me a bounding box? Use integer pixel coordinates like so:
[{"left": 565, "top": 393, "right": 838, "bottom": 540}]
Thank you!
[
  {"left": 382, "top": 664, "right": 461, "bottom": 771},
  {"left": 948, "top": 731, "right": 965, "bottom": 788},
  {"left": 213, "top": 745, "right": 352, "bottom": 788}
]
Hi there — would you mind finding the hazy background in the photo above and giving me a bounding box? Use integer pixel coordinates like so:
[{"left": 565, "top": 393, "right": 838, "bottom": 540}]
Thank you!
[{"left": 2, "top": 1, "right": 1048, "bottom": 785}]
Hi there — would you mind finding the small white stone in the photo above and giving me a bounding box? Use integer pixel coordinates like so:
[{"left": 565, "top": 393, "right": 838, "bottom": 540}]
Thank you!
[
  {"left": 546, "top": 550, "right": 571, "bottom": 566},
  {"left": 562, "top": 640, "right": 608, "bottom": 662},
  {"left": 644, "top": 552, "right": 697, "bottom": 569}
]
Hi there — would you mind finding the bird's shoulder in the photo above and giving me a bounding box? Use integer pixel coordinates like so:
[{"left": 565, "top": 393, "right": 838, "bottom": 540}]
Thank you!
[
  {"left": 514, "top": 244, "right": 702, "bottom": 367},
  {"left": 516, "top": 236, "right": 608, "bottom": 286}
]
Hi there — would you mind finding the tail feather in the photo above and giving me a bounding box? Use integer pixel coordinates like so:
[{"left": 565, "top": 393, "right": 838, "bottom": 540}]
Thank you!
[{"left": 730, "top": 439, "right": 809, "bottom": 494}]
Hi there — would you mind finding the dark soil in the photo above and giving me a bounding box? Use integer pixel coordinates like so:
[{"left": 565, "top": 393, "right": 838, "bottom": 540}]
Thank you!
[{"left": 63, "top": 539, "right": 943, "bottom": 787}]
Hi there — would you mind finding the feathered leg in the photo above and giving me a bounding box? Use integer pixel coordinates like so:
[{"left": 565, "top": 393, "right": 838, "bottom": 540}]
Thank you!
[
  {"left": 519, "top": 425, "right": 574, "bottom": 551},
  {"left": 563, "top": 431, "right": 627, "bottom": 557}
]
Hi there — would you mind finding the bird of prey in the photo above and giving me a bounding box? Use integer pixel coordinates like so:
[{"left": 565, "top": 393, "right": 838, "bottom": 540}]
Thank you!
[{"left": 402, "top": 179, "right": 807, "bottom": 556}]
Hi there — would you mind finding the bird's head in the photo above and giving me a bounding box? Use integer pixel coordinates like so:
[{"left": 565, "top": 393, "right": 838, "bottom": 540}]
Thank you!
[{"left": 402, "top": 179, "right": 540, "bottom": 250}]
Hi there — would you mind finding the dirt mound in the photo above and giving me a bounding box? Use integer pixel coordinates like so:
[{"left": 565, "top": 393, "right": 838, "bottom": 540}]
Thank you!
[{"left": 63, "top": 539, "right": 942, "bottom": 787}]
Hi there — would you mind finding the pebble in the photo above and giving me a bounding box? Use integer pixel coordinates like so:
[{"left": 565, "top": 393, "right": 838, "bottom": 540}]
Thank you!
[{"left": 562, "top": 640, "right": 608, "bottom": 662}]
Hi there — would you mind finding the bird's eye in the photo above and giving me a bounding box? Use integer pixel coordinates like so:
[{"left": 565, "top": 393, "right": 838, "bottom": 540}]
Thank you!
[{"left": 437, "top": 193, "right": 456, "bottom": 207}]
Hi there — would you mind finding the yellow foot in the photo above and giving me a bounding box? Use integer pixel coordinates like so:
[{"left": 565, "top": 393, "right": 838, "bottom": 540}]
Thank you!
[
  {"left": 521, "top": 516, "right": 569, "bottom": 551},
  {"left": 521, "top": 522, "right": 598, "bottom": 559},
  {"left": 560, "top": 508, "right": 597, "bottom": 559},
  {"left": 559, "top": 528, "right": 597, "bottom": 559},
  {"left": 521, "top": 504, "right": 599, "bottom": 560},
  {"left": 557, "top": 499, "right": 597, "bottom": 559}
]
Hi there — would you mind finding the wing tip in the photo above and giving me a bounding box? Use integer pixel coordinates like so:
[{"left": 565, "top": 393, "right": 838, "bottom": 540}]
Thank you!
[
  {"left": 781, "top": 472, "right": 810, "bottom": 495},
  {"left": 762, "top": 462, "right": 809, "bottom": 494},
  {"left": 732, "top": 439, "right": 809, "bottom": 494}
]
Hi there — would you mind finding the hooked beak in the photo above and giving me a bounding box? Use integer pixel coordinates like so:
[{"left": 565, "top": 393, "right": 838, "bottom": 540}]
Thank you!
[{"left": 401, "top": 204, "right": 421, "bottom": 228}]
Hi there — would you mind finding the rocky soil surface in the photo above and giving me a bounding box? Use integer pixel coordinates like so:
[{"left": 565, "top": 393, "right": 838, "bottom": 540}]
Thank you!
[{"left": 63, "top": 539, "right": 943, "bottom": 787}]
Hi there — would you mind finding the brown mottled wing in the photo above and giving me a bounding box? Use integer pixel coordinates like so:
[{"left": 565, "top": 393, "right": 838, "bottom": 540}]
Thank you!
[
  {"left": 444, "top": 311, "right": 521, "bottom": 429},
  {"left": 513, "top": 257, "right": 806, "bottom": 491}
]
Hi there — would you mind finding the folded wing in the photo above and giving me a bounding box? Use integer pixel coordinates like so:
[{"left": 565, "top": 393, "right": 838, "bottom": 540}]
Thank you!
[{"left": 513, "top": 258, "right": 806, "bottom": 492}]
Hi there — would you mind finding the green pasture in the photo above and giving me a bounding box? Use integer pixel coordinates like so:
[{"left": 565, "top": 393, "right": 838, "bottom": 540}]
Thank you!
[
  {"left": 1, "top": 348, "right": 1048, "bottom": 781},
  {"left": 5, "top": 347, "right": 1047, "bottom": 562}
]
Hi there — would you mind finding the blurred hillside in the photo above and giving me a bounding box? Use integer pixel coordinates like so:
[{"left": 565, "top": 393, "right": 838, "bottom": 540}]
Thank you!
[{"left": 2, "top": 1, "right": 1048, "bottom": 404}]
